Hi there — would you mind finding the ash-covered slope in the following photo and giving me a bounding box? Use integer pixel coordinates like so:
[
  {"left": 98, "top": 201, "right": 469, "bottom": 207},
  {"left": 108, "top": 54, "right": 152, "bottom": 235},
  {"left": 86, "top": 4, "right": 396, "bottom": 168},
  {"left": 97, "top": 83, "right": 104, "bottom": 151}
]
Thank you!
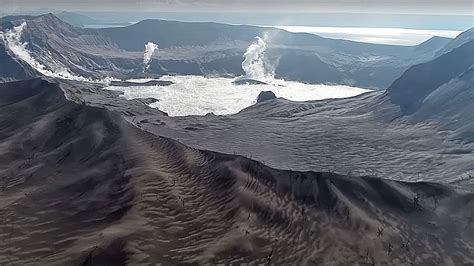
[
  {"left": 140, "top": 91, "right": 473, "bottom": 183},
  {"left": 386, "top": 40, "right": 474, "bottom": 114},
  {"left": 15, "top": 14, "right": 123, "bottom": 79},
  {"left": 412, "top": 66, "right": 474, "bottom": 143},
  {"left": 382, "top": 39, "right": 474, "bottom": 144},
  {"left": 1, "top": 79, "right": 473, "bottom": 265},
  {"left": 0, "top": 13, "right": 453, "bottom": 88}
]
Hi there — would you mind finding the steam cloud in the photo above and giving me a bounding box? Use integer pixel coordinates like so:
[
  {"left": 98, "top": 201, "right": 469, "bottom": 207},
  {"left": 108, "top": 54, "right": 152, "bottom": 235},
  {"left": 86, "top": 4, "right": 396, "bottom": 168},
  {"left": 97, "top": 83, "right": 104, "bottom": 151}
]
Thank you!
[
  {"left": 143, "top": 42, "right": 159, "bottom": 72},
  {"left": 0, "top": 22, "right": 114, "bottom": 84},
  {"left": 1, "top": 22, "right": 87, "bottom": 81},
  {"left": 241, "top": 32, "right": 273, "bottom": 81}
]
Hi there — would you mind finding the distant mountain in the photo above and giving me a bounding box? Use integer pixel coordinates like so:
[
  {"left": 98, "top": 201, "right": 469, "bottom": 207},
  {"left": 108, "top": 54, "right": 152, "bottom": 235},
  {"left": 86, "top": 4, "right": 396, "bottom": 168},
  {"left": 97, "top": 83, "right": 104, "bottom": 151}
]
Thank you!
[
  {"left": 97, "top": 18, "right": 430, "bottom": 53},
  {"left": 1, "top": 12, "right": 123, "bottom": 28},
  {"left": 414, "top": 36, "right": 451, "bottom": 54},
  {"left": 55, "top": 11, "right": 103, "bottom": 28},
  {"left": 97, "top": 19, "right": 263, "bottom": 50},
  {"left": 0, "top": 13, "right": 466, "bottom": 89}
]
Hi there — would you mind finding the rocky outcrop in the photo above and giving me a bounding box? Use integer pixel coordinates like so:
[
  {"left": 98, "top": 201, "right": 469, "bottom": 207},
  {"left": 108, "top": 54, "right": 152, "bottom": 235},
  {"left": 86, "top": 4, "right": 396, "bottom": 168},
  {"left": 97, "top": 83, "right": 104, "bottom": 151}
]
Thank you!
[
  {"left": 256, "top": 90, "right": 276, "bottom": 103},
  {"left": 232, "top": 78, "right": 268, "bottom": 85}
]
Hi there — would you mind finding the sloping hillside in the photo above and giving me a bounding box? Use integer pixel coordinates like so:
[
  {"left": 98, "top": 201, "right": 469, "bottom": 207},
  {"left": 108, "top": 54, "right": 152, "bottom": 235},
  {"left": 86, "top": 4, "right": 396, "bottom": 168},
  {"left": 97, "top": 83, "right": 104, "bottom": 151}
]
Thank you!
[
  {"left": 0, "top": 79, "right": 472, "bottom": 264},
  {"left": 386, "top": 40, "right": 474, "bottom": 114}
]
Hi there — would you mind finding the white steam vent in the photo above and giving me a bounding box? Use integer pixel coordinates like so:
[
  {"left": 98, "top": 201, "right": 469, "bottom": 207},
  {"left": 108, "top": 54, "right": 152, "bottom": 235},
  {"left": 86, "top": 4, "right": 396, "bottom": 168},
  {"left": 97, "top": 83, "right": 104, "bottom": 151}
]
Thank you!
[
  {"left": 143, "top": 42, "right": 159, "bottom": 72},
  {"left": 241, "top": 32, "right": 273, "bottom": 81},
  {"left": 0, "top": 22, "right": 114, "bottom": 83}
]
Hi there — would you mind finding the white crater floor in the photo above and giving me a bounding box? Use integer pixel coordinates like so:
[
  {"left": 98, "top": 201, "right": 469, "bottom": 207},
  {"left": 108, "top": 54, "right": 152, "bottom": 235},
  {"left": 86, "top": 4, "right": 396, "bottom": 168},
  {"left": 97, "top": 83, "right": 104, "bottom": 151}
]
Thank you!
[{"left": 105, "top": 75, "right": 371, "bottom": 116}]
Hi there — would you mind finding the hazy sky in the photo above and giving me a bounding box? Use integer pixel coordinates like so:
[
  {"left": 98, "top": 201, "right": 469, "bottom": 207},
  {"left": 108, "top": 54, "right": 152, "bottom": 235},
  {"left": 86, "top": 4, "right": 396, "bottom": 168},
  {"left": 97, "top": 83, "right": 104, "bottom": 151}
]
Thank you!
[{"left": 1, "top": 0, "right": 473, "bottom": 15}]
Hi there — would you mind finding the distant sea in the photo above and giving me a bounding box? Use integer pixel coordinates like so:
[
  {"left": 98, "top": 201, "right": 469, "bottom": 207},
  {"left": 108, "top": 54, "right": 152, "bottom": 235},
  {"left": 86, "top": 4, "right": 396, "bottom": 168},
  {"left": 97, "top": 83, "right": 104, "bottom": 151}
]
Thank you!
[{"left": 270, "top": 26, "right": 462, "bottom": 46}]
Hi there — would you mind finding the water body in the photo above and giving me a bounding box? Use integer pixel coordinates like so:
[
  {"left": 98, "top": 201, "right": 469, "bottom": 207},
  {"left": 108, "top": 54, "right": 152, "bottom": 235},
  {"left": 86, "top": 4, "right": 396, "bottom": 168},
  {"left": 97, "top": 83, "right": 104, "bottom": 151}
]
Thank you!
[
  {"left": 271, "top": 26, "right": 462, "bottom": 45},
  {"left": 105, "top": 75, "right": 370, "bottom": 116}
]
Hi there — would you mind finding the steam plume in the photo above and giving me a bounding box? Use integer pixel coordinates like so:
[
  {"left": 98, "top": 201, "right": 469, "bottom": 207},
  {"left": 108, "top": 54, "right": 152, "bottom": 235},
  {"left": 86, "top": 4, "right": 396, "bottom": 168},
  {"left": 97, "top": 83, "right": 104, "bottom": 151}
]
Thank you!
[
  {"left": 143, "top": 42, "right": 159, "bottom": 72},
  {"left": 242, "top": 32, "right": 273, "bottom": 81},
  {"left": 0, "top": 22, "right": 114, "bottom": 83}
]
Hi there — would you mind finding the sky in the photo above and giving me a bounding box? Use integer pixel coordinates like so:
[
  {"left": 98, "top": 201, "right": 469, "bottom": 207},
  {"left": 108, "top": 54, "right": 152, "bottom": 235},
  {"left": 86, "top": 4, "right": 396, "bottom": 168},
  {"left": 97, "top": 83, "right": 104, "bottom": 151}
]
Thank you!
[{"left": 1, "top": 0, "right": 473, "bottom": 16}]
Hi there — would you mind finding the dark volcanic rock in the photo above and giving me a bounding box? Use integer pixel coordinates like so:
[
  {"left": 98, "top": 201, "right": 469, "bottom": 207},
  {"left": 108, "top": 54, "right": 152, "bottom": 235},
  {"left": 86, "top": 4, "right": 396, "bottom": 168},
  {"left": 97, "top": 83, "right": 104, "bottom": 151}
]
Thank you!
[
  {"left": 232, "top": 78, "right": 268, "bottom": 85},
  {"left": 140, "top": 98, "right": 159, "bottom": 104},
  {"left": 256, "top": 91, "right": 276, "bottom": 103},
  {"left": 109, "top": 80, "right": 174, "bottom": 87}
]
